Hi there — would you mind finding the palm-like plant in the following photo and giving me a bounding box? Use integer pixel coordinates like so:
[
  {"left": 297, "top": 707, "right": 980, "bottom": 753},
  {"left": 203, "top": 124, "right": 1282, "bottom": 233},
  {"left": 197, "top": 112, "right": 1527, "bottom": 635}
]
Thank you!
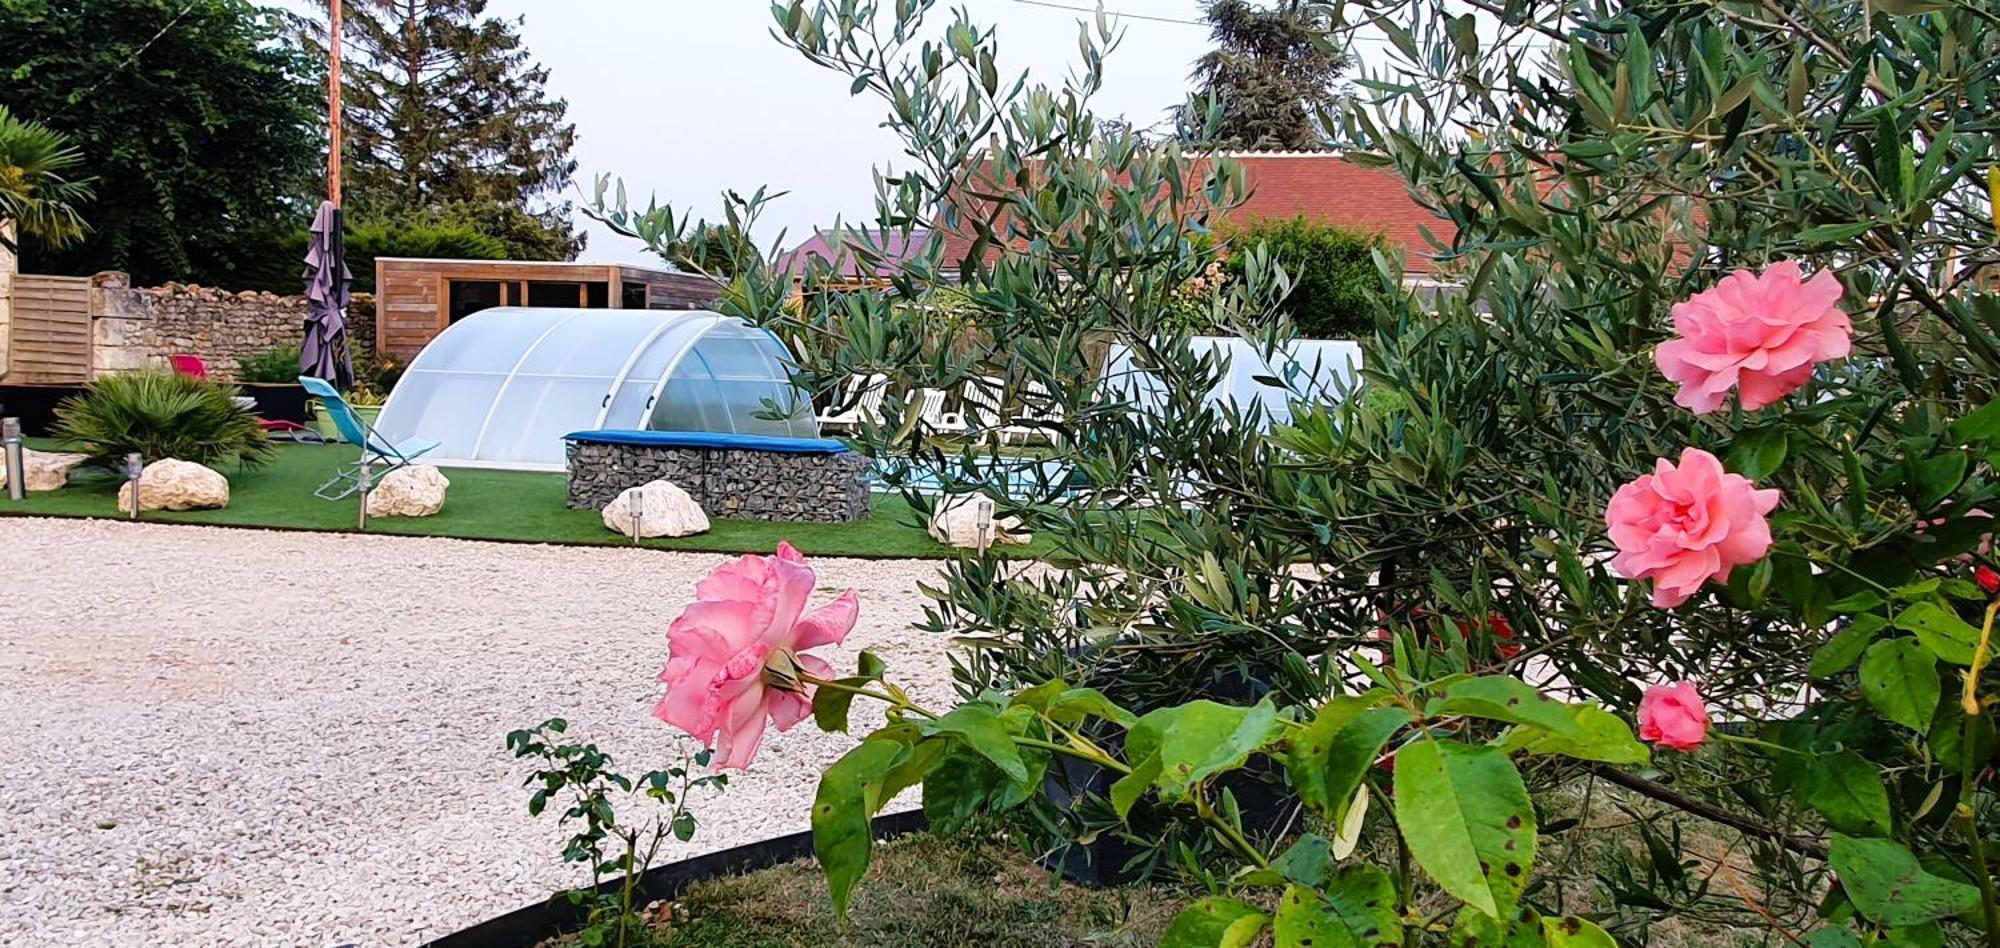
[
  {"left": 54, "top": 371, "right": 274, "bottom": 470},
  {"left": 0, "top": 104, "right": 93, "bottom": 253}
]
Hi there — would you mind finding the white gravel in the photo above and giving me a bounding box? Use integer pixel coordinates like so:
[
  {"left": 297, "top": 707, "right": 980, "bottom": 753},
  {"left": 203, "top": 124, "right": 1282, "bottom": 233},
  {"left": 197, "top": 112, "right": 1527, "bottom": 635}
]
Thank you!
[{"left": 0, "top": 518, "right": 958, "bottom": 946}]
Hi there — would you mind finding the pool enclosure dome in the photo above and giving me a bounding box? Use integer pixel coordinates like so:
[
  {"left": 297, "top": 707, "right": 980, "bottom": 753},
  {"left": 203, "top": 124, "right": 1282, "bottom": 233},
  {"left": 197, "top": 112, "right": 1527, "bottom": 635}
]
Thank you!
[{"left": 374, "top": 308, "right": 817, "bottom": 470}]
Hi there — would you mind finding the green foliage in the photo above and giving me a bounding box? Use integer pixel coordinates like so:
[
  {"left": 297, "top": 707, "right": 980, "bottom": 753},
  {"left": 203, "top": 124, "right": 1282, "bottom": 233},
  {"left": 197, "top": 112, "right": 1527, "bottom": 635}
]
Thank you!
[
  {"left": 234, "top": 346, "right": 302, "bottom": 385},
  {"left": 1188, "top": 0, "right": 1349, "bottom": 150},
  {"left": 237, "top": 217, "right": 509, "bottom": 294},
  {"left": 328, "top": 0, "right": 581, "bottom": 260},
  {"left": 1223, "top": 216, "right": 1384, "bottom": 338},
  {"left": 0, "top": 0, "right": 321, "bottom": 284},
  {"left": 507, "top": 718, "right": 725, "bottom": 946},
  {"left": 0, "top": 103, "right": 92, "bottom": 250},
  {"left": 597, "top": 1, "right": 2000, "bottom": 943},
  {"left": 53, "top": 370, "right": 273, "bottom": 469}
]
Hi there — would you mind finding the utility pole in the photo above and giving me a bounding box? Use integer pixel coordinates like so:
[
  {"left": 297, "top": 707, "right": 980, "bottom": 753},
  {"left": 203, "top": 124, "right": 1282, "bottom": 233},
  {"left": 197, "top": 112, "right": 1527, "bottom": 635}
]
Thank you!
[{"left": 328, "top": 0, "right": 343, "bottom": 208}]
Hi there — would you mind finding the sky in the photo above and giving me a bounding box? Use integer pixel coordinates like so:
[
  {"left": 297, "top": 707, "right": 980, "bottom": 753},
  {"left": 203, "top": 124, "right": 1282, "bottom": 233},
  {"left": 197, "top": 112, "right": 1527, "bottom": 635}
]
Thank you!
[{"left": 459, "top": 0, "right": 1220, "bottom": 265}]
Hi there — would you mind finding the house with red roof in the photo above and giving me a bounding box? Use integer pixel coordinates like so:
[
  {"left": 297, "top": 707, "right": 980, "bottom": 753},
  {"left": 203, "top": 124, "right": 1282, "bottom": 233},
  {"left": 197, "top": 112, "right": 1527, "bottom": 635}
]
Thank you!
[{"left": 782, "top": 152, "right": 1455, "bottom": 287}]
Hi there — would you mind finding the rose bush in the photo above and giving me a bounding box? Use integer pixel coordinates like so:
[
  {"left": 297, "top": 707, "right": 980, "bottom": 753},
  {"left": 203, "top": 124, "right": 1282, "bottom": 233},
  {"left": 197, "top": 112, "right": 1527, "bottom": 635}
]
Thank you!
[{"left": 587, "top": 0, "right": 2000, "bottom": 943}]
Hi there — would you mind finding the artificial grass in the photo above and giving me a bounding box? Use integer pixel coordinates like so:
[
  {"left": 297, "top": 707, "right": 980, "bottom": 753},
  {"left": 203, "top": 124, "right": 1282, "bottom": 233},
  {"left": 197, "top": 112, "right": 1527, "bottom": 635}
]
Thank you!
[
  {"left": 607, "top": 830, "right": 1178, "bottom": 948},
  {"left": 1, "top": 440, "right": 955, "bottom": 558}
]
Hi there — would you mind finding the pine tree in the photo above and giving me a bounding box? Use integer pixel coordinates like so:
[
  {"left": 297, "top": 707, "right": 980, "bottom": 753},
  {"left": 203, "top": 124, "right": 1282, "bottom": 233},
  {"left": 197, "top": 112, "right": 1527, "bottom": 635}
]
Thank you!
[
  {"left": 336, "top": 0, "right": 581, "bottom": 259},
  {"left": 1189, "top": 0, "right": 1347, "bottom": 150}
]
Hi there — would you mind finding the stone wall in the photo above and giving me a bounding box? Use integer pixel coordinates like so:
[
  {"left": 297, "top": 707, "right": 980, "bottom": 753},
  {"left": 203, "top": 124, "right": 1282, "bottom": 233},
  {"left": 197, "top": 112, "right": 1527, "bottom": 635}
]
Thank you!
[
  {"left": 566, "top": 440, "right": 872, "bottom": 523},
  {"left": 91, "top": 273, "right": 377, "bottom": 381}
]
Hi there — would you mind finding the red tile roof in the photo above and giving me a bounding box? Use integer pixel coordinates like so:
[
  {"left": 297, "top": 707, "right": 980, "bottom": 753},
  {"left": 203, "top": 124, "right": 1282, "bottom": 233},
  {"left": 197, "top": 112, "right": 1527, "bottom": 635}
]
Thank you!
[
  {"left": 931, "top": 151, "right": 1454, "bottom": 275},
  {"left": 778, "top": 227, "right": 936, "bottom": 279}
]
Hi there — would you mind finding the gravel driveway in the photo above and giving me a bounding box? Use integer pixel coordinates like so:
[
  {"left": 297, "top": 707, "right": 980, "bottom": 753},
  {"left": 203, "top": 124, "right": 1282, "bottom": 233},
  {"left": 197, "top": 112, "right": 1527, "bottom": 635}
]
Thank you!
[{"left": 0, "top": 518, "right": 958, "bottom": 946}]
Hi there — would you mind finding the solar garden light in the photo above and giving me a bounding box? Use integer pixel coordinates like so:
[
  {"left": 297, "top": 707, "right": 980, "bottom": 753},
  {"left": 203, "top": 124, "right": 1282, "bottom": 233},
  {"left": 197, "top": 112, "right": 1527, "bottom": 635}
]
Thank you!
[
  {"left": 356, "top": 461, "right": 371, "bottom": 531},
  {"left": 124, "top": 453, "right": 144, "bottom": 520},
  {"left": 3, "top": 418, "right": 23, "bottom": 502},
  {"left": 974, "top": 496, "right": 995, "bottom": 554}
]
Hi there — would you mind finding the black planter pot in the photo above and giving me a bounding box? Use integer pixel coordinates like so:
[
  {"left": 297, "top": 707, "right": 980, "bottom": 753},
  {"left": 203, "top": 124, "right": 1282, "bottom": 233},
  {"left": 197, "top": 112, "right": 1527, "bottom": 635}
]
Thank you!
[
  {"left": 240, "top": 383, "right": 309, "bottom": 424},
  {"left": 1037, "top": 659, "right": 1297, "bottom": 888},
  {"left": 423, "top": 810, "right": 927, "bottom": 948},
  {"left": 0, "top": 383, "right": 90, "bottom": 436}
]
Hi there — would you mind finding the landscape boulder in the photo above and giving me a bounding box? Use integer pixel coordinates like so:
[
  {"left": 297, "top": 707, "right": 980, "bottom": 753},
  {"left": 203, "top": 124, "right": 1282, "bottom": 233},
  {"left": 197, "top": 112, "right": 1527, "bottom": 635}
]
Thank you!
[
  {"left": 602, "top": 479, "right": 710, "bottom": 538},
  {"left": 927, "top": 495, "right": 1032, "bottom": 548},
  {"left": 365, "top": 465, "right": 450, "bottom": 518},
  {"left": 0, "top": 450, "right": 89, "bottom": 492},
  {"left": 116, "top": 459, "right": 229, "bottom": 511}
]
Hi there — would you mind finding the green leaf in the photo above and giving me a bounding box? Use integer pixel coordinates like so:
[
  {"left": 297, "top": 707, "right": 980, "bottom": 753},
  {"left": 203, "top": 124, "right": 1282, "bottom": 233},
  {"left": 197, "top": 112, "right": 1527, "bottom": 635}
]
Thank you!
[
  {"left": 1907, "top": 452, "right": 1969, "bottom": 511},
  {"left": 1272, "top": 866, "right": 1401, "bottom": 948},
  {"left": 918, "top": 703, "right": 1028, "bottom": 784},
  {"left": 1501, "top": 704, "right": 1651, "bottom": 765},
  {"left": 1394, "top": 739, "right": 1535, "bottom": 918},
  {"left": 1829, "top": 834, "right": 1980, "bottom": 926},
  {"left": 1110, "top": 754, "right": 1161, "bottom": 820},
  {"left": 1543, "top": 914, "right": 1619, "bottom": 946},
  {"left": 811, "top": 652, "right": 887, "bottom": 732},
  {"left": 1161, "top": 897, "right": 1270, "bottom": 948},
  {"left": 1799, "top": 752, "right": 1893, "bottom": 837},
  {"left": 1795, "top": 221, "right": 1876, "bottom": 245},
  {"left": 812, "top": 739, "right": 908, "bottom": 918},
  {"left": 1270, "top": 834, "right": 1336, "bottom": 888},
  {"left": 1859, "top": 639, "right": 1939, "bottom": 731},
  {"left": 1451, "top": 906, "right": 1546, "bottom": 947},
  {"left": 1286, "top": 699, "right": 1409, "bottom": 819},
  {"left": 1949, "top": 400, "right": 2000, "bottom": 446},
  {"left": 1896, "top": 601, "right": 1980, "bottom": 665},
  {"left": 1045, "top": 687, "right": 1138, "bottom": 727},
  {"left": 1428, "top": 676, "right": 1581, "bottom": 736},
  {"left": 921, "top": 744, "right": 996, "bottom": 835},
  {"left": 1128, "top": 698, "right": 1281, "bottom": 802},
  {"left": 1726, "top": 427, "right": 1790, "bottom": 479},
  {"left": 1810, "top": 615, "right": 1885, "bottom": 677},
  {"left": 1804, "top": 928, "right": 1863, "bottom": 948}
]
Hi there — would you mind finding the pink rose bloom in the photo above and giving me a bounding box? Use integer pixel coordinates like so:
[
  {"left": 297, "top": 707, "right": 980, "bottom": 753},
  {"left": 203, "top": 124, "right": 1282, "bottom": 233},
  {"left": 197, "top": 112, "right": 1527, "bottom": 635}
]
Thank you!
[
  {"left": 654, "top": 542, "right": 858, "bottom": 769},
  {"left": 1637, "top": 681, "right": 1710, "bottom": 750},
  {"left": 1606, "top": 447, "right": 1781, "bottom": 608},
  {"left": 1655, "top": 261, "right": 1851, "bottom": 414}
]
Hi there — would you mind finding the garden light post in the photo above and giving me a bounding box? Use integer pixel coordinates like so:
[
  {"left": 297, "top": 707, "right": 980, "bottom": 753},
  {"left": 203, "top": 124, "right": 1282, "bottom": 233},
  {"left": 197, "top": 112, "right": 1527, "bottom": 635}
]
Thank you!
[
  {"left": 356, "top": 460, "right": 369, "bottom": 531},
  {"left": 3, "top": 417, "right": 22, "bottom": 501},
  {"left": 124, "top": 453, "right": 142, "bottom": 520}
]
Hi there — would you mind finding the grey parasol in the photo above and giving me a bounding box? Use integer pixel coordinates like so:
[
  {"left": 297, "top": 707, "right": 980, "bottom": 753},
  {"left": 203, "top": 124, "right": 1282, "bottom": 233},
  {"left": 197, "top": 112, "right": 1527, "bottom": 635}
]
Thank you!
[{"left": 300, "top": 200, "right": 354, "bottom": 390}]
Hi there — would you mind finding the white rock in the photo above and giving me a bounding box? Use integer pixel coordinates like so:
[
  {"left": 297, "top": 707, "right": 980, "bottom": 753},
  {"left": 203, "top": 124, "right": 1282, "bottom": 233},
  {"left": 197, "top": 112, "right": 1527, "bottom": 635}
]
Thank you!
[
  {"left": 364, "top": 465, "right": 449, "bottom": 518},
  {"left": 927, "top": 495, "right": 1032, "bottom": 548},
  {"left": 0, "top": 450, "right": 89, "bottom": 492},
  {"left": 115, "top": 459, "right": 228, "bottom": 511},
  {"left": 601, "top": 479, "right": 709, "bottom": 538}
]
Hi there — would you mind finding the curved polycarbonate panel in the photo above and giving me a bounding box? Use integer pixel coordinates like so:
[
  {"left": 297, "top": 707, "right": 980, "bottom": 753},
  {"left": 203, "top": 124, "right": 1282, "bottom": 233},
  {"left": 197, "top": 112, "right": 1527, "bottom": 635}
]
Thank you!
[
  {"left": 1100, "top": 337, "right": 1364, "bottom": 430},
  {"left": 646, "top": 321, "right": 816, "bottom": 437},
  {"left": 374, "top": 308, "right": 818, "bottom": 470}
]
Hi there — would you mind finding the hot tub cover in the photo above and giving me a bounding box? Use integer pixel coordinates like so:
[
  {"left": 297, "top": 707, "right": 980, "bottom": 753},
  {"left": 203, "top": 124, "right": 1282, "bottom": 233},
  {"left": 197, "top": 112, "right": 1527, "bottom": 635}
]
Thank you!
[
  {"left": 564, "top": 429, "right": 852, "bottom": 454},
  {"left": 374, "top": 308, "right": 816, "bottom": 470}
]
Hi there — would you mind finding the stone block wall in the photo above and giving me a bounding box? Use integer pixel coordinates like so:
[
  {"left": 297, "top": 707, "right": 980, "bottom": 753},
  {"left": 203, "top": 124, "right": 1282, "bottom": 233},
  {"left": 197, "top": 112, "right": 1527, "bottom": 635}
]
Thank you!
[
  {"left": 90, "top": 273, "right": 377, "bottom": 381},
  {"left": 567, "top": 440, "right": 872, "bottom": 523}
]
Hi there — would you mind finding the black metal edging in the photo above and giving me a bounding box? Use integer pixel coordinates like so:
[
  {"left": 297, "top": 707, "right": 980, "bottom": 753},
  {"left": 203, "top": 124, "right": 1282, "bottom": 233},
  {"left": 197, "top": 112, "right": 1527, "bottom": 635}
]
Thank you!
[{"left": 422, "top": 809, "right": 929, "bottom": 948}]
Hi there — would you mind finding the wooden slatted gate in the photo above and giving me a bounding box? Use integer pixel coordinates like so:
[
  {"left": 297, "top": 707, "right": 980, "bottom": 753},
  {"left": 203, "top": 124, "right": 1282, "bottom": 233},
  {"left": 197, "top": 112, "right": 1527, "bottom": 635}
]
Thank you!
[{"left": 8, "top": 274, "right": 93, "bottom": 382}]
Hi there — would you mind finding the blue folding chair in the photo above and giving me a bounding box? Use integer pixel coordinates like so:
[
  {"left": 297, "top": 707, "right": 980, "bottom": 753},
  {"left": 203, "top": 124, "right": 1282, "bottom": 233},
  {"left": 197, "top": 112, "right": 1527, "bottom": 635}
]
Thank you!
[{"left": 299, "top": 376, "right": 439, "bottom": 500}]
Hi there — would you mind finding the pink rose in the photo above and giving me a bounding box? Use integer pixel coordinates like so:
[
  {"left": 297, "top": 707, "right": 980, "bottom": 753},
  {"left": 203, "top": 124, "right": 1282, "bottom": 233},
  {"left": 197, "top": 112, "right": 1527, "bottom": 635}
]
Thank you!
[
  {"left": 654, "top": 542, "right": 858, "bottom": 769},
  {"left": 1637, "top": 681, "right": 1710, "bottom": 750},
  {"left": 1655, "top": 261, "right": 1851, "bottom": 414},
  {"left": 1606, "top": 447, "right": 1781, "bottom": 608}
]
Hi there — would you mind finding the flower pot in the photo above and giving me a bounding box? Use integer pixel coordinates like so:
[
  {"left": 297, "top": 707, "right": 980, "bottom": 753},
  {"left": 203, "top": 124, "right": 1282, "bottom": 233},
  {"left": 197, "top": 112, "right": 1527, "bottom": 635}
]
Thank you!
[
  {"left": 240, "top": 383, "right": 309, "bottom": 425},
  {"left": 313, "top": 404, "right": 380, "bottom": 442}
]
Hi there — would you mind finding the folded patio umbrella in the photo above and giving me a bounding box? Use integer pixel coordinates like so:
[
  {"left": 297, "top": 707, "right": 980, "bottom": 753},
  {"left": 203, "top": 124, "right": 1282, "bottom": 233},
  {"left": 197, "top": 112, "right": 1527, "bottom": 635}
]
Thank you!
[{"left": 300, "top": 200, "right": 355, "bottom": 390}]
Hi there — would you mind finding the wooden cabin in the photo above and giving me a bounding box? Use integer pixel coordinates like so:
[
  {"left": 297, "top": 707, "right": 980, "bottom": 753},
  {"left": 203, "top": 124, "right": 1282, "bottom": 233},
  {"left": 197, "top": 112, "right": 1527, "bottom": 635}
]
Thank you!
[{"left": 372, "top": 258, "right": 720, "bottom": 362}]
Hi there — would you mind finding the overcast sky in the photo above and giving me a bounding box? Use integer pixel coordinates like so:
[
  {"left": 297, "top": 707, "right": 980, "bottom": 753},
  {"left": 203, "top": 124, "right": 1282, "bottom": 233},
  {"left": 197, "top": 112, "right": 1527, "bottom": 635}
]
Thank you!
[{"left": 451, "top": 0, "right": 1222, "bottom": 265}]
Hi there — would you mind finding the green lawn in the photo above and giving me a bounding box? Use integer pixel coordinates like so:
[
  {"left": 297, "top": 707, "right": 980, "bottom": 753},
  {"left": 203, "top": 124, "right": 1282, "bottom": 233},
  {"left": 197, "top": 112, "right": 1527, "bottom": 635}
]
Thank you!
[{"left": 2, "top": 441, "right": 956, "bottom": 558}]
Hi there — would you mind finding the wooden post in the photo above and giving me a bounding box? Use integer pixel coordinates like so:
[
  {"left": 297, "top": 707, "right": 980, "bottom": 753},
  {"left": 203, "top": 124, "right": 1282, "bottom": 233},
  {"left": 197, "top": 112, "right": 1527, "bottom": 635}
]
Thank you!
[{"left": 327, "top": 0, "right": 343, "bottom": 208}]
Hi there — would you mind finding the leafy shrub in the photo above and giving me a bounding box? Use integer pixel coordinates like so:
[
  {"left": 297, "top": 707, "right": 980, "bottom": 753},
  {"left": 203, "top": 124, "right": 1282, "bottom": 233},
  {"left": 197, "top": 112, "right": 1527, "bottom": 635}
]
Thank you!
[
  {"left": 1222, "top": 216, "right": 1383, "bottom": 338},
  {"left": 236, "top": 218, "right": 507, "bottom": 294},
  {"left": 234, "top": 345, "right": 300, "bottom": 384},
  {"left": 54, "top": 370, "right": 273, "bottom": 469}
]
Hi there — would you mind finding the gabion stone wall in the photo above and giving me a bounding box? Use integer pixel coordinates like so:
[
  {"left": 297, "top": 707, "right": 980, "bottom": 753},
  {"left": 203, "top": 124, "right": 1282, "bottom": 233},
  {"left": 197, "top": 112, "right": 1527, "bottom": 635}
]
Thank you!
[{"left": 566, "top": 441, "right": 872, "bottom": 523}]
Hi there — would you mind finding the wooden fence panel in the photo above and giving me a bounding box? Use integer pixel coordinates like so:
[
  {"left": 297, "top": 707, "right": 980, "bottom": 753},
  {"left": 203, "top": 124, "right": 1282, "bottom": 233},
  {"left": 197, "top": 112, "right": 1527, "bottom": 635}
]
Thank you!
[{"left": 9, "top": 274, "right": 93, "bottom": 382}]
